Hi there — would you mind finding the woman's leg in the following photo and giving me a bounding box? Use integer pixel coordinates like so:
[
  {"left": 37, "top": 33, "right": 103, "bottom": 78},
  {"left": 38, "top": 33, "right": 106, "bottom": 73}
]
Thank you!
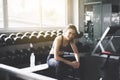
[{"left": 47, "top": 58, "right": 68, "bottom": 80}]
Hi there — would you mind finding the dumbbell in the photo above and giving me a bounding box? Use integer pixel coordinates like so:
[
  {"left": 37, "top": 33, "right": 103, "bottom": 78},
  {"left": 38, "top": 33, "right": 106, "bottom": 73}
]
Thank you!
[
  {"left": 44, "top": 33, "right": 51, "bottom": 41},
  {"left": 21, "top": 35, "right": 30, "bottom": 44},
  {"left": 23, "top": 32, "right": 31, "bottom": 37},
  {"left": 29, "top": 35, "right": 38, "bottom": 43},
  {"left": 37, "top": 34, "right": 45, "bottom": 42},
  {"left": 50, "top": 33, "right": 57, "bottom": 41},
  {"left": 4, "top": 37, "right": 13, "bottom": 45},
  {"left": 16, "top": 32, "right": 23, "bottom": 37},
  {"left": 14, "top": 37, "right": 22, "bottom": 44},
  {"left": 0, "top": 34, "right": 7, "bottom": 46},
  {"left": 31, "top": 31, "right": 38, "bottom": 36}
]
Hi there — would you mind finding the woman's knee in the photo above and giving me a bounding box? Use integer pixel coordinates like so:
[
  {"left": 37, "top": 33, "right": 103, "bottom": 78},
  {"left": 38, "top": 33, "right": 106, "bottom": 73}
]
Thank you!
[{"left": 48, "top": 59, "right": 63, "bottom": 67}]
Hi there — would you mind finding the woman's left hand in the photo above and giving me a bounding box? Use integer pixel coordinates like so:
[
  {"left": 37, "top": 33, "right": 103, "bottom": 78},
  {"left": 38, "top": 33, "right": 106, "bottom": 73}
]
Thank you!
[{"left": 72, "top": 61, "right": 80, "bottom": 68}]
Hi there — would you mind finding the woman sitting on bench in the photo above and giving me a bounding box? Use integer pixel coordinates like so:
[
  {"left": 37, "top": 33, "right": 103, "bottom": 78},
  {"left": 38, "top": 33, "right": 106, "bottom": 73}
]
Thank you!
[{"left": 47, "top": 24, "right": 80, "bottom": 80}]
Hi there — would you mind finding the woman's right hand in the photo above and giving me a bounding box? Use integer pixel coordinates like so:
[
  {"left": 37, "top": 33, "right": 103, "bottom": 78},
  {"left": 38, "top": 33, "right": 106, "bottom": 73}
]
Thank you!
[{"left": 70, "top": 61, "right": 80, "bottom": 68}]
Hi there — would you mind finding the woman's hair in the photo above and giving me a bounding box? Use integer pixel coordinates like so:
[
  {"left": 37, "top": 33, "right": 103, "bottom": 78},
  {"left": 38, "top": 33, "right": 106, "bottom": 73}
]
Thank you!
[{"left": 64, "top": 24, "right": 78, "bottom": 35}]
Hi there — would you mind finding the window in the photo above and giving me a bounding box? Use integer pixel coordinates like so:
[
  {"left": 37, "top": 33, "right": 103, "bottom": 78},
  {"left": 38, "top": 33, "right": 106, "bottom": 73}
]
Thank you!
[
  {"left": 8, "top": 0, "right": 41, "bottom": 28},
  {"left": 0, "top": 0, "right": 3, "bottom": 28},
  {"left": 41, "top": 0, "right": 66, "bottom": 27},
  {"left": 7, "top": 0, "right": 66, "bottom": 28}
]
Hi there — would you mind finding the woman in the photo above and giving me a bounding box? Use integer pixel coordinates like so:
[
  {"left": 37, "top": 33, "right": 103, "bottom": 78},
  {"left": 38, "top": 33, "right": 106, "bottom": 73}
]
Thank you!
[{"left": 47, "top": 24, "right": 80, "bottom": 80}]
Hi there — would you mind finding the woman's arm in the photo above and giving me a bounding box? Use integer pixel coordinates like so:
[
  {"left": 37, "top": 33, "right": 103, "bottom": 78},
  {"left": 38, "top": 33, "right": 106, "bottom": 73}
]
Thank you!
[
  {"left": 53, "top": 36, "right": 72, "bottom": 65},
  {"left": 70, "top": 40, "right": 80, "bottom": 68}
]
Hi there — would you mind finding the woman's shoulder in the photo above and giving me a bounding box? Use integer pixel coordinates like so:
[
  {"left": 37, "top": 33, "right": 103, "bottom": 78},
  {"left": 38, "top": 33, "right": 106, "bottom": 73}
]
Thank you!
[
  {"left": 55, "top": 35, "right": 62, "bottom": 41},
  {"left": 53, "top": 35, "right": 62, "bottom": 45}
]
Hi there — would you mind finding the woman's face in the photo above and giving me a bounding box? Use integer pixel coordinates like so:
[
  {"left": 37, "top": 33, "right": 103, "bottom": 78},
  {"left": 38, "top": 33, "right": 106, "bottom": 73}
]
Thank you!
[{"left": 65, "top": 28, "right": 76, "bottom": 40}]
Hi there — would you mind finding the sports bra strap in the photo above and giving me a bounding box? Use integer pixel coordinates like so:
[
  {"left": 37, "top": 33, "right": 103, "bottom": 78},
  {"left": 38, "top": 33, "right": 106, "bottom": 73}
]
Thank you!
[{"left": 61, "top": 35, "right": 63, "bottom": 47}]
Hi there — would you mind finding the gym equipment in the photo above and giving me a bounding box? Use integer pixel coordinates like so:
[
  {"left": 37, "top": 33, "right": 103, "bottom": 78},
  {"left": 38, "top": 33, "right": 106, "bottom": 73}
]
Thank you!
[
  {"left": 0, "top": 34, "right": 7, "bottom": 46},
  {"left": 91, "top": 25, "right": 120, "bottom": 80},
  {"left": 4, "top": 37, "right": 13, "bottom": 45},
  {"left": 14, "top": 37, "right": 22, "bottom": 44},
  {"left": 31, "top": 31, "right": 38, "bottom": 36},
  {"left": 92, "top": 25, "right": 120, "bottom": 55},
  {"left": 29, "top": 35, "right": 38, "bottom": 43},
  {"left": 23, "top": 32, "right": 31, "bottom": 37},
  {"left": 21, "top": 35, "right": 30, "bottom": 44},
  {"left": 44, "top": 33, "right": 51, "bottom": 41},
  {"left": 37, "top": 34, "right": 45, "bottom": 42},
  {"left": 16, "top": 32, "right": 23, "bottom": 37}
]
